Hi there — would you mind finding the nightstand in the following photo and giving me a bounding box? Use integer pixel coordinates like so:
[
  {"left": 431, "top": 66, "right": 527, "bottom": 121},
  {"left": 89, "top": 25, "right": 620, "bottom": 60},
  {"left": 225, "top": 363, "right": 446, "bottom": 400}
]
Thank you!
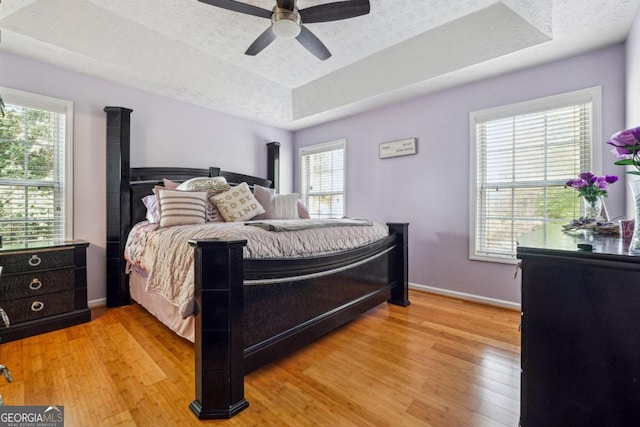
[{"left": 0, "top": 241, "right": 91, "bottom": 343}]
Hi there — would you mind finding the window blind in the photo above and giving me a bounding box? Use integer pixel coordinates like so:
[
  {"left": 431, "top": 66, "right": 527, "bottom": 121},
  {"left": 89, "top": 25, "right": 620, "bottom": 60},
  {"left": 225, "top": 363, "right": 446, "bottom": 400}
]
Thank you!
[
  {"left": 472, "top": 90, "right": 597, "bottom": 261},
  {"left": 300, "top": 140, "right": 345, "bottom": 219},
  {"left": 0, "top": 93, "right": 70, "bottom": 247}
]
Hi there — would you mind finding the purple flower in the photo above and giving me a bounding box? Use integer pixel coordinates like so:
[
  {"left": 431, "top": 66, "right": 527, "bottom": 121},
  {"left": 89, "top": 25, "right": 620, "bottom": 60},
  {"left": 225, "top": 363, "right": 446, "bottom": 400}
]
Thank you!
[
  {"left": 611, "top": 146, "right": 633, "bottom": 159},
  {"left": 565, "top": 178, "right": 587, "bottom": 188},
  {"left": 596, "top": 177, "right": 607, "bottom": 189},
  {"left": 565, "top": 172, "right": 618, "bottom": 202},
  {"left": 579, "top": 172, "right": 596, "bottom": 183},
  {"left": 607, "top": 127, "right": 640, "bottom": 148}
]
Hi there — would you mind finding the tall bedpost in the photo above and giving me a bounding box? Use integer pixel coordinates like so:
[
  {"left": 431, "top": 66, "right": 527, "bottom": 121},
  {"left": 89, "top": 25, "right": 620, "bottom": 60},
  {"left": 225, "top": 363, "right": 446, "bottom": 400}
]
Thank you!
[
  {"left": 387, "top": 223, "right": 410, "bottom": 306},
  {"left": 267, "top": 142, "right": 280, "bottom": 192},
  {"left": 105, "top": 106, "right": 133, "bottom": 307},
  {"left": 189, "top": 238, "right": 249, "bottom": 419}
]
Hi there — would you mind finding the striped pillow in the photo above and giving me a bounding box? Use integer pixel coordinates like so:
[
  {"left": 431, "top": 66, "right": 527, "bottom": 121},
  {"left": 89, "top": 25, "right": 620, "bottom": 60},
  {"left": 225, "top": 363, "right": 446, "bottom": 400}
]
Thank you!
[{"left": 158, "top": 189, "right": 207, "bottom": 227}]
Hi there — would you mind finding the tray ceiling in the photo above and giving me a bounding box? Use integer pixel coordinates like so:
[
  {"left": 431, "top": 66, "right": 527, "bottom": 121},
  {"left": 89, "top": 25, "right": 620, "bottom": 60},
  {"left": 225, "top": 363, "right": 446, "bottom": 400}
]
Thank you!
[{"left": 0, "top": 0, "right": 638, "bottom": 130}]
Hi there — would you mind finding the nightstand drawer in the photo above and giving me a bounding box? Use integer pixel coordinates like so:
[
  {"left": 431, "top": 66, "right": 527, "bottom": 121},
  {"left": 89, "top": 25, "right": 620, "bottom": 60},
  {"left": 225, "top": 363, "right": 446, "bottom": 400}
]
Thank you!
[
  {"left": 0, "top": 248, "right": 75, "bottom": 274},
  {"left": 0, "top": 290, "right": 75, "bottom": 325},
  {"left": 0, "top": 268, "right": 75, "bottom": 302}
]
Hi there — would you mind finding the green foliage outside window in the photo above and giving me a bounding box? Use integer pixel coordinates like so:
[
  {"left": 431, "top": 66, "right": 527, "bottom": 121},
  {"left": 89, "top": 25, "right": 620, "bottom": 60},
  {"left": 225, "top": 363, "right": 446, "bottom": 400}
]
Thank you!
[{"left": 0, "top": 105, "right": 60, "bottom": 246}]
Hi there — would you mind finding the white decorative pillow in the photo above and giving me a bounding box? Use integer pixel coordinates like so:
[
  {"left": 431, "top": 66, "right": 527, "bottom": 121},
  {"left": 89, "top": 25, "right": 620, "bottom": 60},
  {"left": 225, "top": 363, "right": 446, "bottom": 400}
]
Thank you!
[
  {"left": 158, "top": 189, "right": 207, "bottom": 227},
  {"left": 177, "top": 176, "right": 229, "bottom": 193},
  {"left": 273, "top": 193, "right": 299, "bottom": 219},
  {"left": 211, "top": 182, "right": 265, "bottom": 222},
  {"left": 253, "top": 185, "right": 299, "bottom": 219},
  {"left": 142, "top": 194, "right": 159, "bottom": 223}
]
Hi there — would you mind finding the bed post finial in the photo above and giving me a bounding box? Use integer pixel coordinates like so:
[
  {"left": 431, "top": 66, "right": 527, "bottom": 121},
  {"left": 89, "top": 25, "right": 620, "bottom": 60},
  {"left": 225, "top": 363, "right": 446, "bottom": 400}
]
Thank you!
[{"left": 267, "top": 142, "right": 280, "bottom": 192}]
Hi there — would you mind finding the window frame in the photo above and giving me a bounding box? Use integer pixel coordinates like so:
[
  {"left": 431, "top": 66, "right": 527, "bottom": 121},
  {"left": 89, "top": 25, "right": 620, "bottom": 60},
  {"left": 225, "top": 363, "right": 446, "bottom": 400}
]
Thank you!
[
  {"left": 469, "top": 86, "right": 602, "bottom": 264},
  {"left": 0, "top": 86, "right": 74, "bottom": 243},
  {"left": 298, "top": 138, "right": 346, "bottom": 219}
]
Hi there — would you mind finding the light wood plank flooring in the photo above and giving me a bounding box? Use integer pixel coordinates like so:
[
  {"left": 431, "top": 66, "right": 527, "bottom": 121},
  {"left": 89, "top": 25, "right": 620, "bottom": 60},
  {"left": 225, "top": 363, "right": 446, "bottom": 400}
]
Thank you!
[{"left": 0, "top": 291, "right": 521, "bottom": 426}]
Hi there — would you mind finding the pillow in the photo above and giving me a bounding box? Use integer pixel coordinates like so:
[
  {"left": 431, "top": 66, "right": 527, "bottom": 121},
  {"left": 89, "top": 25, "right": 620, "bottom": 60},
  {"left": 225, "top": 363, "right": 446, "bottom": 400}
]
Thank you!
[
  {"left": 210, "top": 182, "right": 265, "bottom": 222},
  {"left": 158, "top": 189, "right": 207, "bottom": 227},
  {"left": 272, "top": 193, "right": 299, "bottom": 219},
  {"left": 253, "top": 185, "right": 275, "bottom": 220},
  {"left": 176, "top": 176, "right": 229, "bottom": 193},
  {"left": 253, "top": 184, "right": 300, "bottom": 220},
  {"left": 297, "top": 200, "right": 310, "bottom": 219},
  {"left": 142, "top": 194, "right": 159, "bottom": 223},
  {"left": 177, "top": 177, "right": 229, "bottom": 222},
  {"left": 163, "top": 179, "right": 179, "bottom": 189}
]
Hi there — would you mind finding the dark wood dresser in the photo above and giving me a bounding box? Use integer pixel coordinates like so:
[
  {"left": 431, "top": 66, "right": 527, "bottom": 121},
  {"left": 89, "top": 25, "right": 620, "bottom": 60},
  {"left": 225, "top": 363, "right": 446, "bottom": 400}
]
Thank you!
[
  {"left": 517, "top": 226, "right": 640, "bottom": 426},
  {"left": 0, "top": 241, "right": 91, "bottom": 343}
]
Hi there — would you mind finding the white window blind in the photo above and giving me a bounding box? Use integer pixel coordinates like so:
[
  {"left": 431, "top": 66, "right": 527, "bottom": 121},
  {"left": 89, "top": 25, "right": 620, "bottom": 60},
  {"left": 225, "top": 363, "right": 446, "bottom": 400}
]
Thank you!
[
  {"left": 470, "top": 87, "right": 601, "bottom": 262},
  {"left": 0, "top": 87, "right": 73, "bottom": 247},
  {"left": 300, "top": 139, "right": 346, "bottom": 218}
]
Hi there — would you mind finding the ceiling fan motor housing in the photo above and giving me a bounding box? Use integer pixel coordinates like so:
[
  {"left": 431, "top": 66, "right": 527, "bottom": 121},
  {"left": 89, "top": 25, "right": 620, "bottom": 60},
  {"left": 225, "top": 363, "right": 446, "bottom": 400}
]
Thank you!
[{"left": 271, "top": 7, "right": 301, "bottom": 38}]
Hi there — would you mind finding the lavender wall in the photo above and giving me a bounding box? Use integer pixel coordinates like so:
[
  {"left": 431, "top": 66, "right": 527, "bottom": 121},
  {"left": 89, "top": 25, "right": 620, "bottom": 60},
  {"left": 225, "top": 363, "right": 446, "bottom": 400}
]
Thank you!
[
  {"left": 0, "top": 50, "right": 294, "bottom": 304},
  {"left": 293, "top": 45, "right": 626, "bottom": 306},
  {"left": 0, "top": 43, "right": 628, "bottom": 307}
]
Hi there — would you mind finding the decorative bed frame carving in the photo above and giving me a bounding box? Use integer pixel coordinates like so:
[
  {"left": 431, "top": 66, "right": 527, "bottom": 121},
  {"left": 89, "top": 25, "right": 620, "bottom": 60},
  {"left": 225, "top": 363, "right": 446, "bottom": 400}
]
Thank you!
[{"left": 104, "top": 107, "right": 410, "bottom": 419}]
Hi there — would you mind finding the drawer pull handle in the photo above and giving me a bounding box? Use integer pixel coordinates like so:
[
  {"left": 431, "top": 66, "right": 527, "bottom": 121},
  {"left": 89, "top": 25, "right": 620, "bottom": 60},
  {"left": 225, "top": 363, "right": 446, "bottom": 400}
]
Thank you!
[
  {"left": 30, "top": 301, "right": 44, "bottom": 312},
  {"left": 29, "top": 279, "right": 43, "bottom": 291},
  {"left": 28, "top": 255, "right": 42, "bottom": 267}
]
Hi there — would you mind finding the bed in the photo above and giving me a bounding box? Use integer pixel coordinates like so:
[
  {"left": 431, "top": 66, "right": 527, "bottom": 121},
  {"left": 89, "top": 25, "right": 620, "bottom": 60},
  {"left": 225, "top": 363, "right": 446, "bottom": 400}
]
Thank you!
[{"left": 105, "top": 106, "right": 410, "bottom": 419}]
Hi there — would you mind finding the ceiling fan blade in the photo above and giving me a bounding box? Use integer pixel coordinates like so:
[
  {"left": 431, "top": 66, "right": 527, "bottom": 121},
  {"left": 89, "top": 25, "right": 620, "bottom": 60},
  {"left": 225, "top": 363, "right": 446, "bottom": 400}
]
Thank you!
[
  {"left": 299, "top": 0, "right": 370, "bottom": 24},
  {"left": 245, "top": 27, "right": 277, "bottom": 56},
  {"left": 296, "top": 26, "right": 331, "bottom": 60},
  {"left": 276, "top": 0, "right": 295, "bottom": 11},
  {"left": 198, "top": 0, "right": 272, "bottom": 19}
]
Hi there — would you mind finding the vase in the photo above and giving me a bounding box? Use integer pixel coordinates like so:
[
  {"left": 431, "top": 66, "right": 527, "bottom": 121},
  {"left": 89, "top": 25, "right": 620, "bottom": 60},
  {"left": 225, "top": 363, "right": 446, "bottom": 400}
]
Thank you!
[
  {"left": 628, "top": 180, "right": 640, "bottom": 254},
  {"left": 582, "top": 196, "right": 603, "bottom": 220}
]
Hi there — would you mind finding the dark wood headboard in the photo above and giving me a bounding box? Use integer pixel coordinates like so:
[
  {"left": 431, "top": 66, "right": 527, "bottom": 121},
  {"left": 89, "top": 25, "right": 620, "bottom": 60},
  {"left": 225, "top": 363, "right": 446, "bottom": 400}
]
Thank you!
[
  {"left": 128, "top": 167, "right": 272, "bottom": 226},
  {"left": 105, "top": 106, "right": 280, "bottom": 307}
]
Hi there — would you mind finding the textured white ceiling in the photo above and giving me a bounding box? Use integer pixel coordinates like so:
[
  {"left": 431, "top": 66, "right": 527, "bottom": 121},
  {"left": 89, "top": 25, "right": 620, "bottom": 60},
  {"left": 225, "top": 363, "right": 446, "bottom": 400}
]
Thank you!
[{"left": 0, "top": 0, "right": 639, "bottom": 129}]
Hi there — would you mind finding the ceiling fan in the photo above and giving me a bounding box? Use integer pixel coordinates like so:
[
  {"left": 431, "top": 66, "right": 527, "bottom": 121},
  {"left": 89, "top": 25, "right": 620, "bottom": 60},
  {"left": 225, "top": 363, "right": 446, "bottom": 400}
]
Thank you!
[{"left": 197, "top": 0, "right": 371, "bottom": 60}]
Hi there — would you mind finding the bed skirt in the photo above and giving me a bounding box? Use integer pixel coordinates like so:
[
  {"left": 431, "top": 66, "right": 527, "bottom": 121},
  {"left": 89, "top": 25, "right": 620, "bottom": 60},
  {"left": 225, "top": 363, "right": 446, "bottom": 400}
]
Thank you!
[{"left": 129, "top": 270, "right": 195, "bottom": 342}]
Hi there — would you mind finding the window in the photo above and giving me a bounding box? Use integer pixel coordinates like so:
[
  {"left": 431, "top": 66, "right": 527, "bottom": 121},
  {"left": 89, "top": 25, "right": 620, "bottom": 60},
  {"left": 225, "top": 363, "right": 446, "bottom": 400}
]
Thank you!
[
  {"left": 299, "top": 139, "right": 346, "bottom": 218},
  {"left": 0, "top": 87, "right": 73, "bottom": 247},
  {"left": 470, "top": 87, "right": 601, "bottom": 263}
]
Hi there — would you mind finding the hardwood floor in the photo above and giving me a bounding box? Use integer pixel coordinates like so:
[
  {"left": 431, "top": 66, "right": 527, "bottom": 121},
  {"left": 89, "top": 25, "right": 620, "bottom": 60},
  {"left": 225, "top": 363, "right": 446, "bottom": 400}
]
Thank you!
[{"left": 0, "top": 291, "right": 521, "bottom": 426}]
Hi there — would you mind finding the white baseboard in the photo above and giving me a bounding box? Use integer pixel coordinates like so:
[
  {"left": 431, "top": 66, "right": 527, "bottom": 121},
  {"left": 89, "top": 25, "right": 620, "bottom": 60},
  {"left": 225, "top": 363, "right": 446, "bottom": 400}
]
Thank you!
[
  {"left": 87, "top": 287, "right": 520, "bottom": 311},
  {"left": 409, "top": 283, "right": 521, "bottom": 311},
  {"left": 88, "top": 298, "right": 107, "bottom": 309}
]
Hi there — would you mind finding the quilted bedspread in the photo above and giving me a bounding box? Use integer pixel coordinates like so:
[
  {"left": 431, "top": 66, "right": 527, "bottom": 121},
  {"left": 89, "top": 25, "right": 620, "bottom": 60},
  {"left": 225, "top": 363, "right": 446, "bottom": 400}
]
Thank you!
[{"left": 124, "top": 219, "right": 388, "bottom": 317}]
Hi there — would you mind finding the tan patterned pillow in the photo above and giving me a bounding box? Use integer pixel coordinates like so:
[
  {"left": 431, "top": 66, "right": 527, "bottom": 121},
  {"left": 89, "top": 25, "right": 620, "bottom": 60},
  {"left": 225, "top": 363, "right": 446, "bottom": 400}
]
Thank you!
[
  {"left": 211, "top": 182, "right": 265, "bottom": 222},
  {"left": 158, "top": 189, "right": 207, "bottom": 227}
]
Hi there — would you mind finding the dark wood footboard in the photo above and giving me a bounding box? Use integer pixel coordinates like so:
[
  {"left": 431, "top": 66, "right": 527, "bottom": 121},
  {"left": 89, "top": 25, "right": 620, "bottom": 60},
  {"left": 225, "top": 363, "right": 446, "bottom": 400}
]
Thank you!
[{"left": 188, "top": 223, "right": 409, "bottom": 419}]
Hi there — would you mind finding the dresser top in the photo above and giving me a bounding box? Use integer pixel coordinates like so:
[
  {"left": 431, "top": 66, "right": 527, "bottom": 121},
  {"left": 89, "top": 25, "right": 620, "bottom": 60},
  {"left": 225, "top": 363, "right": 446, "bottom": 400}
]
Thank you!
[
  {"left": 0, "top": 240, "right": 89, "bottom": 254},
  {"left": 517, "top": 224, "right": 638, "bottom": 261}
]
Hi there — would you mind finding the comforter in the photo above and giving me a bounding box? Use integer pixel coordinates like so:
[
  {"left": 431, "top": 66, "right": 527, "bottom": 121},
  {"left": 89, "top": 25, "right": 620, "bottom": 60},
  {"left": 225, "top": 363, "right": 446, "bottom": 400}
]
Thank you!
[{"left": 124, "top": 219, "right": 388, "bottom": 317}]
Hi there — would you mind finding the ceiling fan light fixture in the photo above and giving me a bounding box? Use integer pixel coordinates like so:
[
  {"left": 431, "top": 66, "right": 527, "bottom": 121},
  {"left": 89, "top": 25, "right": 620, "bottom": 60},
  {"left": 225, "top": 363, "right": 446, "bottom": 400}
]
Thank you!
[{"left": 271, "top": 8, "right": 301, "bottom": 38}]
